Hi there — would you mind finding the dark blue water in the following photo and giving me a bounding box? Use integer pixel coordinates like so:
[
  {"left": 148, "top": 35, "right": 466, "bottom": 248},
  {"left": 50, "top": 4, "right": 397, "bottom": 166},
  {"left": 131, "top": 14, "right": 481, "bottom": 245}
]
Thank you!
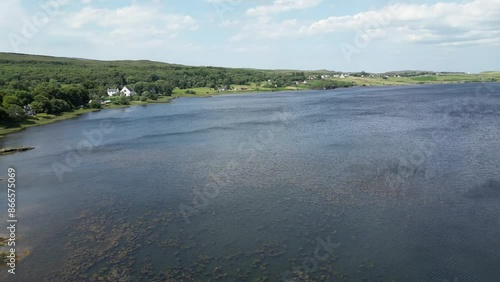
[{"left": 1, "top": 83, "right": 500, "bottom": 281}]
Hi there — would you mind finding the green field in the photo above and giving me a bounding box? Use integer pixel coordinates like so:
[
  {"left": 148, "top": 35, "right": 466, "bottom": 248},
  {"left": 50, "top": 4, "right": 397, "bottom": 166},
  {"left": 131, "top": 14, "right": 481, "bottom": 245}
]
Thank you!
[{"left": 339, "top": 72, "right": 499, "bottom": 86}]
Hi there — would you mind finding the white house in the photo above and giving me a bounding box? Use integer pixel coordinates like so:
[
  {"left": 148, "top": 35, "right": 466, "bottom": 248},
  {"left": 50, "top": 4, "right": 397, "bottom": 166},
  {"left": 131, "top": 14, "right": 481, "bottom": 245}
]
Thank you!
[
  {"left": 120, "top": 86, "right": 136, "bottom": 97},
  {"left": 107, "top": 88, "right": 119, "bottom": 96}
]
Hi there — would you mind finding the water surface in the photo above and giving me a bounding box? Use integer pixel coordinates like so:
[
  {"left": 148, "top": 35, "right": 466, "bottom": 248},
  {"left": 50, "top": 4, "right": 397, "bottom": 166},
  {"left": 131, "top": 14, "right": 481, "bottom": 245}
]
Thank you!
[{"left": 1, "top": 83, "right": 500, "bottom": 281}]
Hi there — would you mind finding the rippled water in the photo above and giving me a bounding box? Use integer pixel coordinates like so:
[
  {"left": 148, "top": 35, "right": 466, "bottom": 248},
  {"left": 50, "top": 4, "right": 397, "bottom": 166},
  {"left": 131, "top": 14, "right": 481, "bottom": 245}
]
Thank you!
[{"left": 1, "top": 83, "right": 500, "bottom": 281}]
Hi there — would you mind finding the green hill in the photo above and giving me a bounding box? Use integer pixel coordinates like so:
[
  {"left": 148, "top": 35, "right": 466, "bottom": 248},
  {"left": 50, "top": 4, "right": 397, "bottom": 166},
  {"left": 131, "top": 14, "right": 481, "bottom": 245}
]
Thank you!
[{"left": 0, "top": 52, "right": 310, "bottom": 92}]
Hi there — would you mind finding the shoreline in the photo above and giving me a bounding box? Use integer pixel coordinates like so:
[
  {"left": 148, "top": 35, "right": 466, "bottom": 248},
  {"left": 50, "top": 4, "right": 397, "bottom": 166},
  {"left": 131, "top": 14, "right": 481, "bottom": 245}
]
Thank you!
[
  {"left": 0, "top": 98, "right": 176, "bottom": 141},
  {"left": 0, "top": 90, "right": 301, "bottom": 140},
  {"left": 0, "top": 108, "right": 102, "bottom": 140},
  {"left": 0, "top": 81, "right": 497, "bottom": 141},
  {"left": 0, "top": 88, "right": 296, "bottom": 140}
]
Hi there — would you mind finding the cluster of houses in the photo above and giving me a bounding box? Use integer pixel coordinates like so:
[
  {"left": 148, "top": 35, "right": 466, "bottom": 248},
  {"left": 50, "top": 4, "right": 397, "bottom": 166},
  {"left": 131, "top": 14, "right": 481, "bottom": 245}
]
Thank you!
[
  {"left": 23, "top": 105, "right": 35, "bottom": 116},
  {"left": 87, "top": 86, "right": 136, "bottom": 106},
  {"left": 107, "top": 86, "right": 136, "bottom": 97}
]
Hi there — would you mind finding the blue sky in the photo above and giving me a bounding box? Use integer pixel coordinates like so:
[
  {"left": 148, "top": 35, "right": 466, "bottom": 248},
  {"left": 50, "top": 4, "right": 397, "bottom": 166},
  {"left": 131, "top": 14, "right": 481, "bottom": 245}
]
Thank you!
[{"left": 1, "top": 0, "right": 499, "bottom": 72}]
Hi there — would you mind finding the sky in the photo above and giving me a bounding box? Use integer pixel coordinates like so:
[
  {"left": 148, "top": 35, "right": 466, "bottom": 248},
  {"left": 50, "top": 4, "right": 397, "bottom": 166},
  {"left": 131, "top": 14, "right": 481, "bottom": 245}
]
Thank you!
[{"left": 0, "top": 0, "right": 499, "bottom": 73}]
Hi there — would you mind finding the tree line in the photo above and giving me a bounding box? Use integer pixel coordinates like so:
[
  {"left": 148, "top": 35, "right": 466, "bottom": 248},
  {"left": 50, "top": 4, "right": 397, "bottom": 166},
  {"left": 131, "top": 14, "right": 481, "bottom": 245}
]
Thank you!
[{"left": 0, "top": 53, "right": 338, "bottom": 123}]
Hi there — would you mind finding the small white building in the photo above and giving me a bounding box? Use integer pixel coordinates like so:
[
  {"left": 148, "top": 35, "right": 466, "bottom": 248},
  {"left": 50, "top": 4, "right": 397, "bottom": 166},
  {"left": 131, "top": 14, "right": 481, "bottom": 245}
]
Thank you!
[
  {"left": 120, "top": 86, "right": 136, "bottom": 97},
  {"left": 107, "top": 88, "right": 119, "bottom": 96}
]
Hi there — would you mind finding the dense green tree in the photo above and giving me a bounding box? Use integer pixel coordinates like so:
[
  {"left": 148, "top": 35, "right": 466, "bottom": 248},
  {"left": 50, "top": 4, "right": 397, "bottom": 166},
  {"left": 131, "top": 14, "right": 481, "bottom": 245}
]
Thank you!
[
  {"left": 126, "top": 76, "right": 137, "bottom": 85},
  {"left": 30, "top": 101, "right": 45, "bottom": 114},
  {"left": 50, "top": 99, "right": 72, "bottom": 114},
  {"left": 60, "top": 84, "right": 89, "bottom": 107},
  {"left": 89, "top": 100, "right": 102, "bottom": 109},
  {"left": 15, "top": 90, "right": 34, "bottom": 106},
  {"left": 0, "top": 90, "right": 10, "bottom": 104},
  {"left": 9, "top": 80, "right": 29, "bottom": 91},
  {"left": 119, "top": 96, "right": 130, "bottom": 105},
  {"left": 120, "top": 74, "right": 127, "bottom": 86},
  {"left": 147, "top": 92, "right": 158, "bottom": 100},
  {"left": 148, "top": 73, "right": 160, "bottom": 82},
  {"left": 33, "top": 82, "right": 61, "bottom": 99},
  {"left": 0, "top": 107, "right": 10, "bottom": 121},
  {"left": 134, "top": 82, "right": 145, "bottom": 94},
  {"left": 2, "top": 95, "right": 21, "bottom": 108},
  {"left": 82, "top": 80, "right": 97, "bottom": 90},
  {"left": 6, "top": 105, "right": 26, "bottom": 121},
  {"left": 32, "top": 95, "right": 52, "bottom": 113},
  {"left": 155, "top": 80, "right": 173, "bottom": 96}
]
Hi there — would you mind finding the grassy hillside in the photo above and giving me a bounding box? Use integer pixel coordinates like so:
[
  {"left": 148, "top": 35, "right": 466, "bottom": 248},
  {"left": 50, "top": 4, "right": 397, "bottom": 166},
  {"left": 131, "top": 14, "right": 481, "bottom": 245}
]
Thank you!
[{"left": 338, "top": 72, "right": 499, "bottom": 87}]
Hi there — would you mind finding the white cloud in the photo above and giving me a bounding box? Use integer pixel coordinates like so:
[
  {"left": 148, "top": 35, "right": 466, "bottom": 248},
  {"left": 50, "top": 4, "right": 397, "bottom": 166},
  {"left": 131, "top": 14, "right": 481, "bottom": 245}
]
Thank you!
[
  {"left": 232, "top": 44, "right": 270, "bottom": 53},
  {"left": 0, "top": 0, "right": 71, "bottom": 52},
  {"left": 246, "top": 0, "right": 322, "bottom": 16},
  {"left": 65, "top": 3, "right": 198, "bottom": 39},
  {"left": 0, "top": 0, "right": 27, "bottom": 30},
  {"left": 206, "top": 0, "right": 241, "bottom": 2},
  {"left": 231, "top": 0, "right": 500, "bottom": 47},
  {"left": 230, "top": 16, "right": 301, "bottom": 41}
]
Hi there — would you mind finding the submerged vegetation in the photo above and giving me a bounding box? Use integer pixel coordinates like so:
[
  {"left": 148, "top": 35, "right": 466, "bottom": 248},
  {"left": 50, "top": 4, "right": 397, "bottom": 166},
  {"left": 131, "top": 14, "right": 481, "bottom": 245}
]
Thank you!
[{"left": 0, "top": 236, "right": 30, "bottom": 269}]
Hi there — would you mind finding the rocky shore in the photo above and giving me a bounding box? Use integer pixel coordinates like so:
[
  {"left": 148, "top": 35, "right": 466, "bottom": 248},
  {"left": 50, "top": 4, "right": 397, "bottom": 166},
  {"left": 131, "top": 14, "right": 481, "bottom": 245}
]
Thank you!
[{"left": 0, "top": 146, "right": 35, "bottom": 155}]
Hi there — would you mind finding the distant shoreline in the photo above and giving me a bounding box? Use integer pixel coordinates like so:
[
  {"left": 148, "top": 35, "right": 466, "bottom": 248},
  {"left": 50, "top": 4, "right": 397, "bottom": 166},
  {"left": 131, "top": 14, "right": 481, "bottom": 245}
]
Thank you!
[{"left": 1, "top": 81, "right": 498, "bottom": 143}]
